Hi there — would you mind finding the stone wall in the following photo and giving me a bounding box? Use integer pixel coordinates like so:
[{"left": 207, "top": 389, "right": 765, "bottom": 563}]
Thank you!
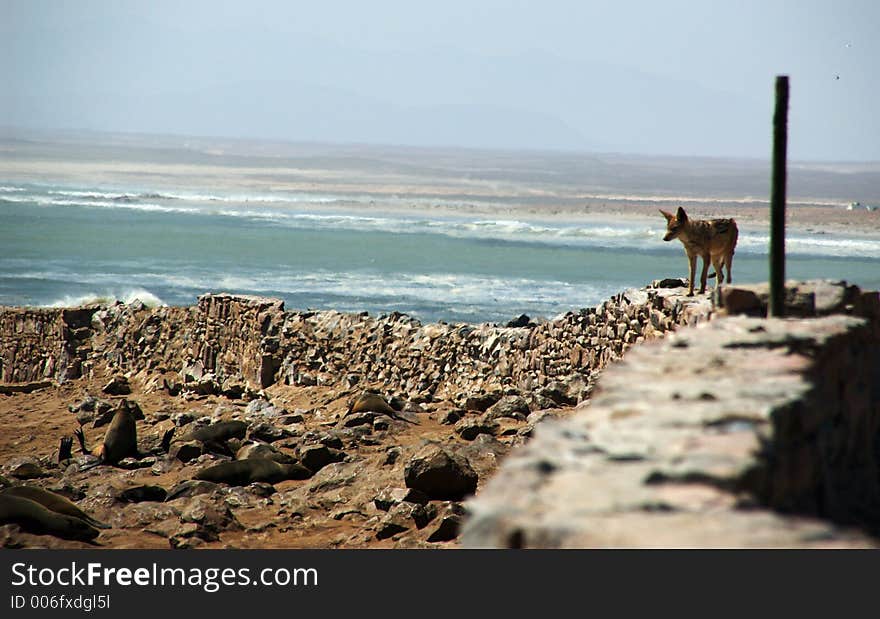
[
  {"left": 462, "top": 284, "right": 880, "bottom": 548},
  {"left": 2, "top": 280, "right": 875, "bottom": 412},
  {"left": 0, "top": 281, "right": 710, "bottom": 396},
  {"left": 104, "top": 282, "right": 712, "bottom": 402},
  {"left": 0, "top": 307, "right": 96, "bottom": 383}
]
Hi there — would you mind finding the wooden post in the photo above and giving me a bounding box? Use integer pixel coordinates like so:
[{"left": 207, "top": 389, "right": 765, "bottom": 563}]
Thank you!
[{"left": 769, "top": 75, "right": 789, "bottom": 317}]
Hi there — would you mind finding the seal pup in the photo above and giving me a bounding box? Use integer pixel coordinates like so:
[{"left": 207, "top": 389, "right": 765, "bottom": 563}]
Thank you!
[
  {"left": 0, "top": 494, "right": 99, "bottom": 542},
  {"left": 74, "top": 406, "right": 138, "bottom": 465},
  {"left": 0, "top": 486, "right": 110, "bottom": 529},
  {"left": 194, "top": 458, "right": 312, "bottom": 486},
  {"left": 347, "top": 390, "right": 418, "bottom": 424},
  {"left": 235, "top": 441, "right": 297, "bottom": 464},
  {"left": 163, "top": 420, "right": 248, "bottom": 456}
]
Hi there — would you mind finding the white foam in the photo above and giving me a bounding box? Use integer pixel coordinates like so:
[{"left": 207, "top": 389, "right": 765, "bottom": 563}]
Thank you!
[
  {"left": 46, "top": 288, "right": 166, "bottom": 308},
  {"left": 5, "top": 183, "right": 879, "bottom": 259}
]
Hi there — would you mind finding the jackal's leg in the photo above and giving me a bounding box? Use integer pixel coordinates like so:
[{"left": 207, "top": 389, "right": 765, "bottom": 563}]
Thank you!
[
  {"left": 711, "top": 255, "right": 725, "bottom": 287},
  {"left": 687, "top": 253, "right": 697, "bottom": 296},
  {"left": 726, "top": 251, "right": 734, "bottom": 284},
  {"left": 699, "top": 254, "right": 710, "bottom": 294}
]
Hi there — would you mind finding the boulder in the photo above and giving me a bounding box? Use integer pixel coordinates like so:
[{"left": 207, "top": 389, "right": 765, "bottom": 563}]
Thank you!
[
  {"left": 102, "top": 376, "right": 131, "bottom": 396},
  {"left": 426, "top": 502, "right": 466, "bottom": 543},
  {"left": 484, "top": 395, "right": 530, "bottom": 421},
  {"left": 404, "top": 443, "right": 478, "bottom": 500},
  {"left": 297, "top": 444, "right": 345, "bottom": 473},
  {"left": 454, "top": 417, "right": 500, "bottom": 441}
]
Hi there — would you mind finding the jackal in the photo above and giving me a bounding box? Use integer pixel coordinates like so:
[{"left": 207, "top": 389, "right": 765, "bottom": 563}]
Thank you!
[{"left": 659, "top": 206, "right": 738, "bottom": 296}]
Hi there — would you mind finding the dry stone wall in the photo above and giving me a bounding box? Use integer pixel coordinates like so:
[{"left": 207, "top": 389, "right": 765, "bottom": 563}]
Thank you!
[
  {"left": 0, "top": 307, "right": 96, "bottom": 383},
  {"left": 462, "top": 283, "right": 880, "bottom": 548},
  {"left": 0, "top": 280, "right": 709, "bottom": 400},
  {"left": 3, "top": 280, "right": 875, "bottom": 412}
]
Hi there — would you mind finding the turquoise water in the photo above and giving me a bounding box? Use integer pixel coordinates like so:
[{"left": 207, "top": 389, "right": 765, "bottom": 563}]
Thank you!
[{"left": 2, "top": 182, "right": 878, "bottom": 323}]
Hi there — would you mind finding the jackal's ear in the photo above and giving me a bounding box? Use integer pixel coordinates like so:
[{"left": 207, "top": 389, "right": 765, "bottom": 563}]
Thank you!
[
  {"left": 659, "top": 209, "right": 674, "bottom": 221},
  {"left": 676, "top": 206, "right": 688, "bottom": 222}
]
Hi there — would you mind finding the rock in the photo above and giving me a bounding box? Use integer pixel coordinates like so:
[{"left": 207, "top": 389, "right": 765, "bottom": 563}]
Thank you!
[
  {"left": 119, "top": 502, "right": 179, "bottom": 530},
  {"left": 539, "top": 381, "right": 579, "bottom": 407},
  {"left": 117, "top": 485, "right": 168, "bottom": 503},
  {"left": 172, "top": 412, "right": 197, "bottom": 427},
  {"left": 454, "top": 417, "right": 500, "bottom": 441},
  {"left": 191, "top": 375, "right": 218, "bottom": 396},
  {"left": 244, "top": 482, "right": 276, "bottom": 498},
  {"left": 169, "top": 522, "right": 207, "bottom": 547},
  {"left": 180, "top": 361, "right": 204, "bottom": 384},
  {"left": 391, "top": 501, "right": 436, "bottom": 529},
  {"left": 245, "top": 398, "right": 279, "bottom": 416},
  {"left": 426, "top": 502, "right": 466, "bottom": 542},
  {"left": 68, "top": 395, "right": 98, "bottom": 413},
  {"left": 102, "top": 375, "right": 131, "bottom": 396},
  {"left": 76, "top": 410, "right": 96, "bottom": 426},
  {"left": 484, "top": 395, "right": 530, "bottom": 421},
  {"left": 375, "top": 515, "right": 410, "bottom": 540},
  {"left": 8, "top": 461, "right": 49, "bottom": 480},
  {"left": 716, "top": 287, "right": 763, "bottom": 316},
  {"left": 163, "top": 379, "right": 182, "bottom": 396},
  {"left": 142, "top": 515, "right": 180, "bottom": 539},
  {"left": 180, "top": 495, "right": 240, "bottom": 539},
  {"left": 464, "top": 392, "right": 501, "bottom": 413},
  {"left": 440, "top": 409, "right": 464, "bottom": 425},
  {"left": 309, "top": 433, "right": 344, "bottom": 450},
  {"left": 341, "top": 412, "right": 375, "bottom": 428},
  {"left": 506, "top": 314, "right": 532, "bottom": 328},
  {"left": 117, "top": 456, "right": 155, "bottom": 470},
  {"left": 220, "top": 377, "right": 246, "bottom": 399},
  {"left": 456, "top": 434, "right": 510, "bottom": 481},
  {"left": 247, "top": 422, "right": 287, "bottom": 443},
  {"left": 165, "top": 480, "right": 221, "bottom": 502},
  {"left": 307, "top": 462, "right": 360, "bottom": 494},
  {"left": 384, "top": 447, "right": 402, "bottom": 466},
  {"left": 298, "top": 444, "right": 345, "bottom": 473},
  {"left": 374, "top": 487, "right": 430, "bottom": 511},
  {"left": 282, "top": 411, "right": 306, "bottom": 424},
  {"left": 404, "top": 443, "right": 478, "bottom": 500},
  {"left": 169, "top": 441, "right": 203, "bottom": 463}
]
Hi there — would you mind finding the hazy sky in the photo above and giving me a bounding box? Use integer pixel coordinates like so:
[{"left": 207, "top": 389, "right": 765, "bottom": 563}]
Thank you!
[{"left": 2, "top": 0, "right": 878, "bottom": 160}]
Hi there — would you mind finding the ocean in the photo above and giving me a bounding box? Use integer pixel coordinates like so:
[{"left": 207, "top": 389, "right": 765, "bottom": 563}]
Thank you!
[{"left": 2, "top": 179, "right": 879, "bottom": 324}]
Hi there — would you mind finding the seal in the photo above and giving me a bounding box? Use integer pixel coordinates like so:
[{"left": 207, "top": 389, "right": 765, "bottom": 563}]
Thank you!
[
  {"left": 74, "top": 406, "right": 138, "bottom": 465},
  {"left": 235, "top": 441, "right": 297, "bottom": 464},
  {"left": 347, "top": 390, "right": 418, "bottom": 424},
  {"left": 163, "top": 420, "right": 248, "bottom": 456},
  {"left": 58, "top": 436, "right": 73, "bottom": 465},
  {"left": 0, "top": 494, "right": 99, "bottom": 542},
  {"left": 1, "top": 486, "right": 110, "bottom": 529},
  {"left": 194, "top": 458, "right": 312, "bottom": 486}
]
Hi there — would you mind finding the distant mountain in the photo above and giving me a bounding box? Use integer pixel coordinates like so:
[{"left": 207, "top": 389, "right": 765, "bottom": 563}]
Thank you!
[{"left": 0, "top": 34, "right": 795, "bottom": 157}]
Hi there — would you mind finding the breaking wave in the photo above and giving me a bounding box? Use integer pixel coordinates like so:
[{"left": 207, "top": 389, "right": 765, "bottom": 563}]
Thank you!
[{"left": 46, "top": 289, "right": 166, "bottom": 308}]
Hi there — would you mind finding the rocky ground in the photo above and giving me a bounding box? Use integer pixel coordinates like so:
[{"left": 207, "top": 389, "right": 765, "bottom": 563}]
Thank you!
[{"left": 0, "top": 368, "right": 566, "bottom": 549}]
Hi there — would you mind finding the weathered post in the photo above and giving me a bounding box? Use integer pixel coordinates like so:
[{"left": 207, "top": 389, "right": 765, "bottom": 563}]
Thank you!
[{"left": 769, "top": 75, "right": 789, "bottom": 317}]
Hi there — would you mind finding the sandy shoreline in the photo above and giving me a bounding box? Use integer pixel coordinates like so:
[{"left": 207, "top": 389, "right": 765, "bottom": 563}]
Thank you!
[{"left": 3, "top": 139, "right": 880, "bottom": 239}]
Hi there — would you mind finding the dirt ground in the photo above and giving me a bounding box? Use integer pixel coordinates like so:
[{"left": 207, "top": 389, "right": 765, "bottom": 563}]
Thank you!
[{"left": 0, "top": 365, "right": 549, "bottom": 549}]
